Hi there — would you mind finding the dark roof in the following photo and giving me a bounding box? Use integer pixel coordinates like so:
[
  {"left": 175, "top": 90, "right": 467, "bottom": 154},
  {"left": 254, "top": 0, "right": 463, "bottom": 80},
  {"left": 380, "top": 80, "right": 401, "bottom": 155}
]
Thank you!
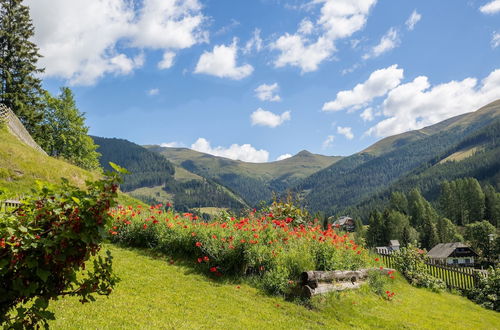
[
  {"left": 427, "top": 242, "right": 475, "bottom": 259},
  {"left": 333, "top": 216, "right": 353, "bottom": 226}
]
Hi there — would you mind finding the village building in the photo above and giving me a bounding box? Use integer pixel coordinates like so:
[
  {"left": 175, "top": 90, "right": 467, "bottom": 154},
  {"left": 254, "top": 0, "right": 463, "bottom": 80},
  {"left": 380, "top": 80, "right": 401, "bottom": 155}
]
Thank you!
[
  {"left": 375, "top": 240, "right": 400, "bottom": 255},
  {"left": 332, "top": 216, "right": 355, "bottom": 232},
  {"left": 427, "top": 242, "right": 478, "bottom": 267}
]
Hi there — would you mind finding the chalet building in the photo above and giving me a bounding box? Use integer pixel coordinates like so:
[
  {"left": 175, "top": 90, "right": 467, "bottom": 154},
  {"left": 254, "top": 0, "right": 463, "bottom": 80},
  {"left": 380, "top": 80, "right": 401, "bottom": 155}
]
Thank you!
[
  {"left": 427, "top": 243, "right": 478, "bottom": 267},
  {"left": 332, "top": 216, "right": 355, "bottom": 232},
  {"left": 375, "top": 240, "right": 400, "bottom": 255}
]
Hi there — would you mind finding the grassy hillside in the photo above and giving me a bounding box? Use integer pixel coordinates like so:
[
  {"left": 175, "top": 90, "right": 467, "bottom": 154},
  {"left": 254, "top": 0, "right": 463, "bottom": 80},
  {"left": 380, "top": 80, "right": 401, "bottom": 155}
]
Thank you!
[
  {"left": 48, "top": 245, "right": 500, "bottom": 329},
  {"left": 146, "top": 146, "right": 342, "bottom": 206},
  {"left": 296, "top": 100, "right": 500, "bottom": 217},
  {"left": 93, "top": 136, "right": 248, "bottom": 212},
  {"left": 0, "top": 126, "right": 143, "bottom": 206}
]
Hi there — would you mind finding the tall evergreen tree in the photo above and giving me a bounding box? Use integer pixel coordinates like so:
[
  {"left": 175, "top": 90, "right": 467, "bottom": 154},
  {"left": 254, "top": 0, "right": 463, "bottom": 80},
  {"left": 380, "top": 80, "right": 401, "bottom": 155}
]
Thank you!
[
  {"left": 389, "top": 191, "right": 408, "bottom": 215},
  {"left": 484, "top": 184, "right": 500, "bottom": 228},
  {"left": 366, "top": 210, "right": 384, "bottom": 247},
  {"left": 0, "top": 0, "right": 44, "bottom": 135}
]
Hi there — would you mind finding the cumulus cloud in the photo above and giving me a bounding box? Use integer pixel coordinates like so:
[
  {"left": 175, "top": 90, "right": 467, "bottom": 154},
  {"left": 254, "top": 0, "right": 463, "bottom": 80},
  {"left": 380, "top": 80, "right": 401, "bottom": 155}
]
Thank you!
[
  {"left": 160, "top": 141, "right": 184, "bottom": 148},
  {"left": 323, "top": 64, "right": 403, "bottom": 111},
  {"left": 158, "top": 51, "right": 176, "bottom": 69},
  {"left": 363, "top": 28, "right": 399, "bottom": 60},
  {"left": 147, "top": 88, "right": 159, "bottom": 96},
  {"left": 244, "top": 28, "right": 263, "bottom": 54},
  {"left": 26, "top": 0, "right": 206, "bottom": 85},
  {"left": 255, "top": 83, "right": 281, "bottom": 102},
  {"left": 322, "top": 135, "right": 335, "bottom": 149},
  {"left": 272, "top": 0, "right": 377, "bottom": 72},
  {"left": 276, "top": 153, "right": 293, "bottom": 161},
  {"left": 480, "top": 0, "right": 500, "bottom": 14},
  {"left": 492, "top": 32, "right": 500, "bottom": 48},
  {"left": 191, "top": 138, "right": 269, "bottom": 163},
  {"left": 251, "top": 108, "right": 291, "bottom": 128},
  {"left": 194, "top": 39, "right": 253, "bottom": 80},
  {"left": 360, "top": 107, "right": 374, "bottom": 121},
  {"left": 367, "top": 68, "right": 500, "bottom": 137},
  {"left": 405, "top": 10, "right": 421, "bottom": 30},
  {"left": 337, "top": 126, "right": 354, "bottom": 139}
]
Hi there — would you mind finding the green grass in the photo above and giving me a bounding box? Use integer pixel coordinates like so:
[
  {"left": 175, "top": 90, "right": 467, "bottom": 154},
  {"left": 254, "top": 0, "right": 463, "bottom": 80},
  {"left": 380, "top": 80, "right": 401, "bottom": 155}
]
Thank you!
[
  {"left": 0, "top": 126, "right": 145, "bottom": 207},
  {"left": 49, "top": 245, "right": 500, "bottom": 329}
]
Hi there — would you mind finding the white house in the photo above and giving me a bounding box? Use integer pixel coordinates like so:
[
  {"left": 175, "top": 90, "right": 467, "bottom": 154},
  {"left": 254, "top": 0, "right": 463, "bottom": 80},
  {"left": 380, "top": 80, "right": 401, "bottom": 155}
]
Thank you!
[{"left": 427, "top": 242, "right": 478, "bottom": 267}]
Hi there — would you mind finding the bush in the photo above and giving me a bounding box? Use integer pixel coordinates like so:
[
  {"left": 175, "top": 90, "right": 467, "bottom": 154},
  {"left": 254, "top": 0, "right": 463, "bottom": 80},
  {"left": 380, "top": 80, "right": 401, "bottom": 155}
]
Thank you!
[
  {"left": 110, "top": 207, "right": 371, "bottom": 296},
  {"left": 0, "top": 168, "right": 122, "bottom": 328},
  {"left": 466, "top": 267, "right": 499, "bottom": 311},
  {"left": 392, "top": 245, "right": 445, "bottom": 292}
]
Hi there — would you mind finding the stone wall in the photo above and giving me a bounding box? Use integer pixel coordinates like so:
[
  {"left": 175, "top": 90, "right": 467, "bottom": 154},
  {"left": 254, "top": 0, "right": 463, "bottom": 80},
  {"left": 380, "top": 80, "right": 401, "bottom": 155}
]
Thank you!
[{"left": 0, "top": 104, "right": 47, "bottom": 155}]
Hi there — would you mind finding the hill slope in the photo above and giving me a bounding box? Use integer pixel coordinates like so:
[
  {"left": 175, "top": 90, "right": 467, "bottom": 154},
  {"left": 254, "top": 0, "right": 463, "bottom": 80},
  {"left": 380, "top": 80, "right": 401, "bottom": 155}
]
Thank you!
[
  {"left": 48, "top": 245, "right": 499, "bottom": 329},
  {"left": 0, "top": 126, "right": 141, "bottom": 206},
  {"left": 296, "top": 100, "right": 500, "bottom": 217},
  {"left": 146, "top": 146, "right": 342, "bottom": 206},
  {"left": 92, "top": 136, "right": 248, "bottom": 212}
]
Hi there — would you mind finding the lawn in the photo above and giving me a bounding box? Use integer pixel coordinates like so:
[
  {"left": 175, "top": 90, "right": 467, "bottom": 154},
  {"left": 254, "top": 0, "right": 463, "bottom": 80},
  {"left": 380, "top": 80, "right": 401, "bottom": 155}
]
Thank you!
[{"left": 49, "top": 245, "right": 500, "bottom": 329}]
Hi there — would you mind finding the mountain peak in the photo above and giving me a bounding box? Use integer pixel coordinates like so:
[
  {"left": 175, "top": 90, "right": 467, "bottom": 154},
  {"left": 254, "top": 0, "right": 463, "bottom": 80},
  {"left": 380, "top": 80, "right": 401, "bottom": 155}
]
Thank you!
[{"left": 296, "top": 150, "right": 313, "bottom": 157}]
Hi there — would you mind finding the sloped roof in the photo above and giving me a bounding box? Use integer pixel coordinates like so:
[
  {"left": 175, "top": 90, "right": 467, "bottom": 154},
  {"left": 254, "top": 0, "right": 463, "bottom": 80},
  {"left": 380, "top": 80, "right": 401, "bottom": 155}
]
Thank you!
[
  {"left": 389, "top": 240, "right": 400, "bottom": 247},
  {"left": 427, "top": 242, "right": 471, "bottom": 259},
  {"left": 333, "top": 216, "right": 352, "bottom": 226}
]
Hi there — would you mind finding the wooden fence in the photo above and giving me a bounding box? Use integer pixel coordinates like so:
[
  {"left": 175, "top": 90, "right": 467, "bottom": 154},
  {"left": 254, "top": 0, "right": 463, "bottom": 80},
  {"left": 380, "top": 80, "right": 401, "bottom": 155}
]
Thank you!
[{"left": 378, "top": 253, "right": 480, "bottom": 291}]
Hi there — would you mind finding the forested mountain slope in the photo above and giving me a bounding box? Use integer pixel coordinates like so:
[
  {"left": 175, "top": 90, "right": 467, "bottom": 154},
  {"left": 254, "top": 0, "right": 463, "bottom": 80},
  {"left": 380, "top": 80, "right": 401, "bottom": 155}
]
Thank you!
[
  {"left": 92, "top": 136, "right": 247, "bottom": 212},
  {"left": 146, "top": 146, "right": 341, "bottom": 206},
  {"left": 296, "top": 100, "right": 500, "bottom": 217}
]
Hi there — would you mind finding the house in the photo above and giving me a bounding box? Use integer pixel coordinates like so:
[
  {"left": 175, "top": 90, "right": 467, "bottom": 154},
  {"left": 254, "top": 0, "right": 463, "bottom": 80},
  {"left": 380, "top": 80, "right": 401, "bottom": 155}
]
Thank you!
[
  {"left": 427, "top": 242, "right": 478, "bottom": 267},
  {"left": 375, "top": 240, "right": 400, "bottom": 255},
  {"left": 332, "top": 216, "right": 355, "bottom": 232}
]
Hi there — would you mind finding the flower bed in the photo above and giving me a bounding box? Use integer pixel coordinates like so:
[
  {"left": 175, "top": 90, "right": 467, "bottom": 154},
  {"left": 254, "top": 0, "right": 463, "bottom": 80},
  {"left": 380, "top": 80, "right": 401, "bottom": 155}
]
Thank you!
[{"left": 109, "top": 205, "right": 374, "bottom": 295}]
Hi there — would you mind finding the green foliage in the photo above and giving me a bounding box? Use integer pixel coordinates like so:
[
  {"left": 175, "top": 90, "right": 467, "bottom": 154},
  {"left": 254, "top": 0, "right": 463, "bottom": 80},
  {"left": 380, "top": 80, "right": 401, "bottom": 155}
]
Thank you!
[
  {"left": 368, "top": 270, "right": 391, "bottom": 298},
  {"left": 392, "top": 245, "right": 446, "bottom": 292},
  {"left": 38, "top": 88, "right": 101, "bottom": 170},
  {"left": 436, "top": 217, "right": 463, "bottom": 243},
  {"left": 467, "top": 267, "right": 500, "bottom": 312},
  {"left": 464, "top": 221, "right": 497, "bottom": 263},
  {"left": 440, "top": 178, "right": 486, "bottom": 226},
  {"left": 0, "top": 171, "right": 121, "bottom": 328},
  {"left": 110, "top": 204, "right": 369, "bottom": 297},
  {"left": 0, "top": 0, "right": 45, "bottom": 136}
]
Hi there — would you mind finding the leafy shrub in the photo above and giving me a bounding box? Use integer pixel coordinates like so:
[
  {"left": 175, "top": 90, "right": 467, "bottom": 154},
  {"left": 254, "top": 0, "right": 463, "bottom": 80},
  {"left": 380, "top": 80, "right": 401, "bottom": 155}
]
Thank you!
[
  {"left": 0, "top": 168, "right": 122, "bottom": 328},
  {"left": 368, "top": 270, "right": 392, "bottom": 299},
  {"left": 110, "top": 206, "right": 371, "bottom": 296},
  {"left": 466, "top": 267, "right": 499, "bottom": 311},
  {"left": 392, "top": 245, "right": 445, "bottom": 292}
]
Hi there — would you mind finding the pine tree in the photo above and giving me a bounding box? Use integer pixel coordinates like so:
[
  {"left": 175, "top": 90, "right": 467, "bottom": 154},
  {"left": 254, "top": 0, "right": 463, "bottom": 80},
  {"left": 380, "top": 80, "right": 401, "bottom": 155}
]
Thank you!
[
  {"left": 484, "top": 184, "right": 500, "bottom": 228},
  {"left": 366, "top": 210, "right": 384, "bottom": 247},
  {"left": 389, "top": 191, "right": 408, "bottom": 215},
  {"left": 464, "top": 178, "right": 485, "bottom": 223},
  {"left": 0, "top": 0, "right": 44, "bottom": 135}
]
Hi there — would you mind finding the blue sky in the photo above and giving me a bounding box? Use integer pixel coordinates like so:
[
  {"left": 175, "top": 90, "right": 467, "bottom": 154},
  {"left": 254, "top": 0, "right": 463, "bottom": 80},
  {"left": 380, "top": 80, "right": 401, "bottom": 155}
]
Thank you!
[{"left": 27, "top": 0, "right": 500, "bottom": 162}]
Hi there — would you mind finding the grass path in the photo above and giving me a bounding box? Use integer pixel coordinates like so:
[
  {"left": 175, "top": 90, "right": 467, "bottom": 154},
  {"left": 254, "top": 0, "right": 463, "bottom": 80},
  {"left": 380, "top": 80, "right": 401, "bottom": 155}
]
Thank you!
[{"left": 49, "top": 245, "right": 500, "bottom": 329}]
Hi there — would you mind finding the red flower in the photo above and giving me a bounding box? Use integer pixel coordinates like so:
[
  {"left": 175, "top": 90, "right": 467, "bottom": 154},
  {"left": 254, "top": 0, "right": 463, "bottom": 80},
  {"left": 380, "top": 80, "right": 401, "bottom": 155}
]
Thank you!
[
  {"left": 197, "top": 258, "right": 203, "bottom": 263},
  {"left": 210, "top": 267, "right": 217, "bottom": 273},
  {"left": 236, "top": 285, "right": 240, "bottom": 289},
  {"left": 374, "top": 258, "right": 379, "bottom": 262},
  {"left": 191, "top": 232, "right": 197, "bottom": 237},
  {"left": 195, "top": 242, "right": 202, "bottom": 247},
  {"left": 203, "top": 256, "right": 209, "bottom": 262},
  {"left": 143, "top": 224, "right": 148, "bottom": 229},
  {"left": 389, "top": 275, "right": 395, "bottom": 279},
  {"left": 356, "top": 250, "right": 361, "bottom": 255},
  {"left": 212, "top": 235, "right": 217, "bottom": 239},
  {"left": 253, "top": 234, "right": 259, "bottom": 238}
]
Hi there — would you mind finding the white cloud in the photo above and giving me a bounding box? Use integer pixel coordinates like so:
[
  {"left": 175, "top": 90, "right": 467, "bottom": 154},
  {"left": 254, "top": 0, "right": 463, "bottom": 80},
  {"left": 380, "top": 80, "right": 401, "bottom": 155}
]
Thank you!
[
  {"left": 158, "top": 51, "right": 176, "bottom": 69},
  {"left": 337, "top": 126, "right": 354, "bottom": 139},
  {"left": 255, "top": 83, "right": 281, "bottom": 102},
  {"left": 322, "top": 135, "right": 335, "bottom": 149},
  {"left": 244, "top": 28, "right": 263, "bottom": 54},
  {"left": 194, "top": 39, "right": 253, "bottom": 80},
  {"left": 367, "top": 68, "right": 500, "bottom": 137},
  {"left": 492, "top": 32, "right": 500, "bottom": 48},
  {"left": 160, "top": 141, "right": 184, "bottom": 148},
  {"left": 272, "top": 0, "right": 377, "bottom": 72},
  {"left": 251, "top": 108, "right": 291, "bottom": 128},
  {"left": 148, "top": 88, "right": 159, "bottom": 96},
  {"left": 26, "top": 0, "right": 206, "bottom": 85},
  {"left": 323, "top": 64, "right": 403, "bottom": 111},
  {"left": 480, "top": 0, "right": 500, "bottom": 14},
  {"left": 360, "top": 107, "right": 374, "bottom": 121},
  {"left": 405, "top": 10, "right": 421, "bottom": 30},
  {"left": 363, "top": 27, "right": 399, "bottom": 60},
  {"left": 215, "top": 19, "right": 240, "bottom": 36},
  {"left": 276, "top": 153, "right": 293, "bottom": 161},
  {"left": 191, "top": 138, "right": 269, "bottom": 163}
]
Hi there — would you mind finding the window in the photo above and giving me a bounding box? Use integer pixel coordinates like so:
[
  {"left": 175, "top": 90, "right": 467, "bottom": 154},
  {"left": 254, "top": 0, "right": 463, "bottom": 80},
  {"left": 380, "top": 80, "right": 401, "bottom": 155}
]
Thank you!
[
  {"left": 453, "top": 259, "right": 458, "bottom": 264},
  {"left": 465, "top": 259, "right": 470, "bottom": 264}
]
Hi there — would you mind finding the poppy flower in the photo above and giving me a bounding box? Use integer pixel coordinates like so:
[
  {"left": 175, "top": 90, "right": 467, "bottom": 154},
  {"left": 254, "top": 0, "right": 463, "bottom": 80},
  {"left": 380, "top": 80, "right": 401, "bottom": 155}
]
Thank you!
[
  {"left": 197, "top": 258, "right": 203, "bottom": 263},
  {"left": 203, "top": 256, "right": 209, "bottom": 262},
  {"left": 210, "top": 267, "right": 217, "bottom": 272},
  {"left": 374, "top": 258, "right": 379, "bottom": 262},
  {"left": 195, "top": 242, "right": 202, "bottom": 247}
]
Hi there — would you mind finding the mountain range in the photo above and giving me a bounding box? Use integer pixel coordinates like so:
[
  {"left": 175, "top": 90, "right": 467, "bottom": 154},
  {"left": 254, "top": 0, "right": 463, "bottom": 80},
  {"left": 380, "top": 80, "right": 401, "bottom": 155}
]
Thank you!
[{"left": 92, "top": 100, "right": 500, "bottom": 220}]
